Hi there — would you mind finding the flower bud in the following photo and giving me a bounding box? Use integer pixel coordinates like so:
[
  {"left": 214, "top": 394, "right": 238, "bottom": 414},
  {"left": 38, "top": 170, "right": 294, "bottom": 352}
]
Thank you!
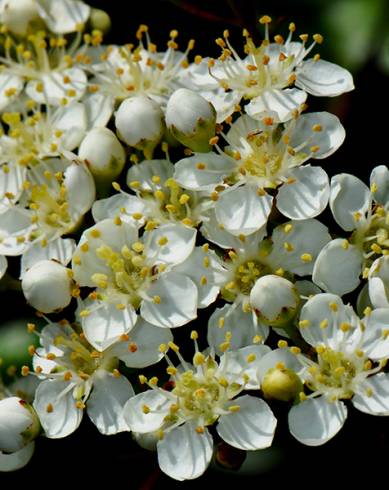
[
  {"left": 166, "top": 88, "right": 216, "bottom": 152},
  {"left": 261, "top": 367, "right": 303, "bottom": 402},
  {"left": 79, "top": 127, "right": 126, "bottom": 194},
  {"left": 89, "top": 8, "right": 111, "bottom": 34},
  {"left": 22, "top": 260, "right": 73, "bottom": 313},
  {"left": 0, "top": 397, "right": 40, "bottom": 453},
  {"left": 1, "top": 0, "right": 39, "bottom": 35},
  {"left": 250, "top": 275, "right": 300, "bottom": 327},
  {"left": 115, "top": 96, "right": 164, "bottom": 159}
]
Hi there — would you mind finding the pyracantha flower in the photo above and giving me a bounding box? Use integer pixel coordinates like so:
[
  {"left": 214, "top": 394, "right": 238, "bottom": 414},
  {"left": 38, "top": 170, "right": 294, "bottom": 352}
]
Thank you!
[
  {"left": 123, "top": 335, "right": 276, "bottom": 481},
  {"left": 174, "top": 112, "right": 343, "bottom": 235}
]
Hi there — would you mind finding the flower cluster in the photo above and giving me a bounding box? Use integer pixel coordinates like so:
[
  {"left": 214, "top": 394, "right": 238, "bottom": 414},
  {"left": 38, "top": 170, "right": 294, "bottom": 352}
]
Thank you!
[{"left": 1, "top": 1, "right": 388, "bottom": 482}]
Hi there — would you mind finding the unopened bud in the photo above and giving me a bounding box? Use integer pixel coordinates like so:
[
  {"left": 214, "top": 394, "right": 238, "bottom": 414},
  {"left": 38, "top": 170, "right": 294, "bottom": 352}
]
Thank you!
[
  {"left": 22, "top": 260, "right": 73, "bottom": 313},
  {"left": 166, "top": 88, "right": 216, "bottom": 152},
  {"left": 262, "top": 367, "right": 303, "bottom": 402},
  {"left": 250, "top": 275, "right": 299, "bottom": 327}
]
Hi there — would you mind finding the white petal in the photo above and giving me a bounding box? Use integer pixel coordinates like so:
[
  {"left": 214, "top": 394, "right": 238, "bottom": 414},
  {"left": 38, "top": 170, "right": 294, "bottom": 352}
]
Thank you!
[
  {"left": 370, "top": 165, "right": 389, "bottom": 206},
  {"left": 299, "top": 293, "right": 361, "bottom": 352},
  {"left": 127, "top": 159, "right": 174, "bottom": 191},
  {"left": 87, "top": 371, "right": 135, "bottom": 435},
  {"left": 0, "top": 255, "right": 7, "bottom": 280},
  {"left": 201, "top": 210, "right": 267, "bottom": 251},
  {"left": 53, "top": 102, "right": 87, "bottom": 151},
  {"left": 208, "top": 304, "right": 269, "bottom": 355},
  {"left": 0, "top": 442, "right": 35, "bottom": 472},
  {"left": 36, "top": 0, "right": 90, "bottom": 33},
  {"left": 81, "top": 301, "right": 137, "bottom": 352},
  {"left": 174, "top": 153, "right": 236, "bottom": 191},
  {"left": 289, "top": 112, "right": 345, "bottom": 159},
  {"left": 0, "top": 161, "right": 26, "bottom": 203},
  {"left": 277, "top": 166, "right": 329, "bottom": 220},
  {"left": 202, "top": 89, "right": 241, "bottom": 123},
  {"left": 83, "top": 91, "right": 114, "bottom": 129},
  {"left": 257, "top": 348, "right": 304, "bottom": 383},
  {"left": 26, "top": 69, "right": 87, "bottom": 105},
  {"left": 0, "top": 72, "right": 24, "bottom": 110},
  {"left": 64, "top": 160, "right": 95, "bottom": 218},
  {"left": 361, "top": 309, "right": 389, "bottom": 360},
  {"left": 225, "top": 114, "right": 266, "bottom": 148},
  {"left": 288, "top": 398, "right": 347, "bottom": 446},
  {"left": 145, "top": 224, "right": 196, "bottom": 265},
  {"left": 330, "top": 173, "right": 371, "bottom": 231},
  {"left": 109, "top": 318, "right": 173, "bottom": 368},
  {"left": 353, "top": 373, "right": 389, "bottom": 415},
  {"left": 123, "top": 390, "right": 171, "bottom": 433},
  {"left": 157, "top": 422, "right": 213, "bottom": 481},
  {"left": 174, "top": 246, "right": 227, "bottom": 308},
  {"left": 218, "top": 345, "right": 271, "bottom": 389},
  {"left": 296, "top": 59, "right": 354, "bottom": 97},
  {"left": 268, "top": 219, "right": 331, "bottom": 276},
  {"left": 215, "top": 185, "right": 272, "bottom": 236},
  {"left": 20, "top": 237, "right": 75, "bottom": 278},
  {"left": 33, "top": 380, "right": 83, "bottom": 438},
  {"left": 312, "top": 239, "right": 363, "bottom": 295},
  {"left": 246, "top": 88, "right": 307, "bottom": 123},
  {"left": 0, "top": 207, "right": 34, "bottom": 256},
  {"left": 140, "top": 272, "right": 198, "bottom": 328},
  {"left": 368, "top": 257, "right": 389, "bottom": 309},
  {"left": 92, "top": 194, "right": 147, "bottom": 227},
  {"left": 217, "top": 395, "right": 276, "bottom": 450}
]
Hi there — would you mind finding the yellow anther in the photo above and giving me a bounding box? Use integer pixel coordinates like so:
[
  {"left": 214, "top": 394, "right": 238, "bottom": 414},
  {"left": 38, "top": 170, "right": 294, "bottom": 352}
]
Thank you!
[
  {"left": 275, "top": 268, "right": 285, "bottom": 276},
  {"left": 313, "top": 33, "right": 324, "bottom": 44},
  {"left": 46, "top": 403, "right": 54, "bottom": 413},
  {"left": 129, "top": 180, "right": 140, "bottom": 188},
  {"left": 253, "top": 335, "right": 263, "bottom": 344},
  {"left": 46, "top": 353, "right": 56, "bottom": 360},
  {"left": 203, "top": 256, "right": 210, "bottom": 268},
  {"left": 132, "top": 212, "right": 143, "bottom": 220},
  {"left": 112, "top": 369, "right": 121, "bottom": 378},
  {"left": 290, "top": 346, "right": 301, "bottom": 355},
  {"left": 382, "top": 329, "right": 389, "bottom": 339},
  {"left": 131, "top": 241, "right": 144, "bottom": 253},
  {"left": 299, "top": 319, "right": 310, "bottom": 328},
  {"left": 158, "top": 236, "right": 168, "bottom": 246},
  {"left": 259, "top": 15, "right": 272, "bottom": 24},
  {"left": 312, "top": 124, "right": 322, "bottom": 132},
  {"left": 299, "top": 34, "right": 309, "bottom": 43},
  {"left": 139, "top": 375, "right": 147, "bottom": 385},
  {"left": 116, "top": 303, "right": 126, "bottom": 310},
  {"left": 277, "top": 340, "right": 288, "bottom": 348},
  {"left": 340, "top": 322, "right": 351, "bottom": 332},
  {"left": 371, "top": 182, "right": 378, "bottom": 193},
  {"left": 190, "top": 330, "right": 199, "bottom": 340},
  {"left": 342, "top": 239, "right": 349, "bottom": 250},
  {"left": 316, "top": 345, "right": 326, "bottom": 354},
  {"left": 310, "top": 145, "right": 320, "bottom": 153},
  {"left": 283, "top": 242, "right": 294, "bottom": 252},
  {"left": 284, "top": 223, "right": 293, "bottom": 234},
  {"left": 299, "top": 392, "right": 307, "bottom": 402},
  {"left": 21, "top": 366, "right": 30, "bottom": 376},
  {"left": 153, "top": 295, "right": 161, "bottom": 304},
  {"left": 195, "top": 426, "right": 205, "bottom": 434},
  {"left": 228, "top": 405, "right": 241, "bottom": 412},
  {"left": 179, "top": 194, "right": 190, "bottom": 205},
  {"left": 79, "top": 309, "right": 90, "bottom": 317},
  {"left": 167, "top": 366, "right": 177, "bottom": 376},
  {"left": 149, "top": 377, "right": 158, "bottom": 386},
  {"left": 246, "top": 353, "right": 256, "bottom": 363},
  {"left": 209, "top": 136, "right": 219, "bottom": 145},
  {"left": 355, "top": 349, "right": 364, "bottom": 358},
  {"left": 300, "top": 253, "right": 312, "bottom": 262},
  {"left": 168, "top": 341, "right": 180, "bottom": 352},
  {"left": 320, "top": 319, "right": 328, "bottom": 329},
  {"left": 219, "top": 341, "right": 230, "bottom": 353},
  {"left": 90, "top": 229, "right": 101, "bottom": 239},
  {"left": 193, "top": 352, "right": 206, "bottom": 365},
  {"left": 142, "top": 404, "right": 151, "bottom": 414},
  {"left": 154, "top": 190, "right": 165, "bottom": 201},
  {"left": 27, "top": 323, "right": 36, "bottom": 333},
  {"left": 371, "top": 243, "right": 382, "bottom": 254},
  {"left": 329, "top": 302, "right": 338, "bottom": 312},
  {"left": 196, "top": 162, "right": 206, "bottom": 170}
]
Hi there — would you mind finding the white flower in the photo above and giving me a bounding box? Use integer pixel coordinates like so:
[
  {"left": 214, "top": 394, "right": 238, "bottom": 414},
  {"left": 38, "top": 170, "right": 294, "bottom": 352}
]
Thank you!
[
  {"left": 166, "top": 88, "right": 216, "bottom": 152},
  {"left": 204, "top": 213, "right": 330, "bottom": 353},
  {"left": 174, "top": 112, "right": 343, "bottom": 235},
  {"left": 72, "top": 219, "right": 198, "bottom": 347},
  {"left": 0, "top": 27, "right": 91, "bottom": 109},
  {"left": 189, "top": 18, "right": 353, "bottom": 123},
  {"left": 21, "top": 259, "right": 73, "bottom": 313},
  {"left": 123, "top": 336, "right": 276, "bottom": 481},
  {"left": 115, "top": 95, "right": 164, "bottom": 158},
  {"left": 288, "top": 293, "right": 389, "bottom": 445},
  {"left": 93, "top": 159, "right": 215, "bottom": 229},
  {"left": 0, "top": 157, "right": 95, "bottom": 257},
  {"left": 84, "top": 28, "right": 194, "bottom": 109},
  {"left": 0, "top": 397, "right": 40, "bottom": 453},
  {"left": 0, "top": 0, "right": 90, "bottom": 35},
  {"left": 313, "top": 166, "right": 389, "bottom": 295}
]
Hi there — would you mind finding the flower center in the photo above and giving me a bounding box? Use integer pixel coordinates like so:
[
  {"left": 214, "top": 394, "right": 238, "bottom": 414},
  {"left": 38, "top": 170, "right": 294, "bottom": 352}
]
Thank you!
[
  {"left": 91, "top": 241, "right": 160, "bottom": 308},
  {"left": 172, "top": 370, "right": 223, "bottom": 425},
  {"left": 306, "top": 347, "right": 358, "bottom": 399}
]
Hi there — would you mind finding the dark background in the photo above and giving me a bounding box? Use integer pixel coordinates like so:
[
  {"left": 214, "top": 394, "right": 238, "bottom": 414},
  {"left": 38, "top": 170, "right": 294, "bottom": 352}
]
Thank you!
[{"left": 2, "top": 0, "right": 389, "bottom": 485}]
